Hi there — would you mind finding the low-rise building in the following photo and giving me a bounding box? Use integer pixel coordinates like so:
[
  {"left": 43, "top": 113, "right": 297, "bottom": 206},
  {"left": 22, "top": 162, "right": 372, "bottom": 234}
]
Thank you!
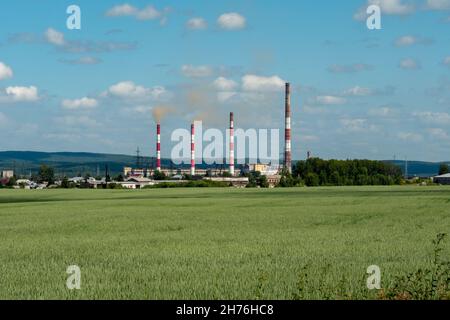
[
  {"left": 118, "top": 177, "right": 154, "bottom": 189},
  {"left": 433, "top": 173, "right": 450, "bottom": 185},
  {"left": 266, "top": 175, "right": 282, "bottom": 188},
  {"left": 203, "top": 177, "right": 249, "bottom": 188},
  {"left": 1, "top": 170, "right": 14, "bottom": 179}
]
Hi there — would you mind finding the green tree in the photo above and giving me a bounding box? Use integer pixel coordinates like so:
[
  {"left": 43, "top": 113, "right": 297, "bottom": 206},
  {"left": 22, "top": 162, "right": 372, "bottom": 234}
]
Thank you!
[
  {"left": 305, "top": 172, "right": 320, "bottom": 187},
  {"left": 258, "top": 175, "right": 269, "bottom": 188},
  {"left": 114, "top": 174, "right": 124, "bottom": 182},
  {"left": 61, "top": 177, "right": 70, "bottom": 188},
  {"left": 6, "top": 176, "right": 16, "bottom": 187},
  {"left": 153, "top": 170, "right": 167, "bottom": 181},
  {"left": 439, "top": 163, "right": 449, "bottom": 175},
  {"left": 38, "top": 165, "right": 55, "bottom": 184},
  {"left": 330, "top": 171, "right": 341, "bottom": 186}
]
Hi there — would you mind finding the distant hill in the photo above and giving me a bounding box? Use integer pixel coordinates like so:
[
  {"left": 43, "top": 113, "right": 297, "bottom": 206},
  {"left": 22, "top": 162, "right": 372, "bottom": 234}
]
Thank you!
[
  {"left": 0, "top": 151, "right": 162, "bottom": 177},
  {"left": 0, "top": 151, "right": 447, "bottom": 178},
  {"left": 385, "top": 160, "right": 448, "bottom": 178}
]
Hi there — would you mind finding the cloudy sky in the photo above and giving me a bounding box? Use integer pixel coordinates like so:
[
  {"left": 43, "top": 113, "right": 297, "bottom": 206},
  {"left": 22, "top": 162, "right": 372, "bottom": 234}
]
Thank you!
[{"left": 0, "top": 0, "right": 450, "bottom": 161}]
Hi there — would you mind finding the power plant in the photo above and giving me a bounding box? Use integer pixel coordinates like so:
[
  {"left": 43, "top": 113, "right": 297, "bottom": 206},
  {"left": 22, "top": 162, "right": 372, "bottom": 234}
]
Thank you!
[
  {"left": 229, "top": 112, "right": 235, "bottom": 176},
  {"left": 284, "top": 83, "right": 292, "bottom": 174},
  {"left": 191, "top": 123, "right": 196, "bottom": 176},
  {"left": 126, "top": 82, "right": 293, "bottom": 183}
]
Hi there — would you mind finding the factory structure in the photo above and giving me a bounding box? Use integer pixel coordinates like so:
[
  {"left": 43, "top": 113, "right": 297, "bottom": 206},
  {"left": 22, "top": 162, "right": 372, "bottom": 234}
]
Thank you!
[{"left": 122, "top": 82, "right": 294, "bottom": 187}]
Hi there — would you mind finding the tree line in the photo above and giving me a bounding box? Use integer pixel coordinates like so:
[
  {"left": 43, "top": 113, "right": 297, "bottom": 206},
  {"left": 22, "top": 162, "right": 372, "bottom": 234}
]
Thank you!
[{"left": 280, "top": 158, "right": 404, "bottom": 187}]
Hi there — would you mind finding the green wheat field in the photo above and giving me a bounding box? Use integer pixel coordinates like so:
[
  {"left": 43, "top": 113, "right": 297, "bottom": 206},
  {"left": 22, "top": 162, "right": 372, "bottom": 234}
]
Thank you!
[{"left": 0, "top": 186, "right": 449, "bottom": 300}]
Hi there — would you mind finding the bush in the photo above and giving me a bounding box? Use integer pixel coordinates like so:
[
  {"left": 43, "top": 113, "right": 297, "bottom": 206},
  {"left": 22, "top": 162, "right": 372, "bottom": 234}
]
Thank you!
[
  {"left": 144, "top": 180, "right": 229, "bottom": 189},
  {"left": 379, "top": 233, "right": 450, "bottom": 300}
]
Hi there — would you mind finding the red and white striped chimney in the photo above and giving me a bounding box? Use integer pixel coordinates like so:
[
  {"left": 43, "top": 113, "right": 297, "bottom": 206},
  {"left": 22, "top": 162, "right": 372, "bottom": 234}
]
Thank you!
[
  {"left": 284, "top": 83, "right": 292, "bottom": 173},
  {"left": 191, "top": 123, "right": 196, "bottom": 176},
  {"left": 156, "top": 122, "right": 161, "bottom": 171},
  {"left": 229, "top": 112, "right": 235, "bottom": 176}
]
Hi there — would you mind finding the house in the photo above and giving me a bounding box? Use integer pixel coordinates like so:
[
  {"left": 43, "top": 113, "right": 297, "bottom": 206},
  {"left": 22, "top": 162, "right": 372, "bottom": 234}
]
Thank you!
[
  {"left": 118, "top": 177, "right": 154, "bottom": 189},
  {"left": 1, "top": 170, "right": 14, "bottom": 179},
  {"left": 266, "top": 175, "right": 282, "bottom": 188},
  {"left": 433, "top": 173, "right": 450, "bottom": 185},
  {"left": 203, "top": 177, "right": 249, "bottom": 188}
]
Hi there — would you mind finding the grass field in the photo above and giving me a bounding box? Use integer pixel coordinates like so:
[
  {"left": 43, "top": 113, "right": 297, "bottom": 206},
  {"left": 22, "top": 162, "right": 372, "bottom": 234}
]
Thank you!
[{"left": 0, "top": 186, "right": 449, "bottom": 300}]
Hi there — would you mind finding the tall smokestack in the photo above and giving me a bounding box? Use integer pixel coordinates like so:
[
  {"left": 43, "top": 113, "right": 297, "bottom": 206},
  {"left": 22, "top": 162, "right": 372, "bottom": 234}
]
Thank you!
[
  {"left": 229, "top": 112, "right": 235, "bottom": 176},
  {"left": 284, "top": 83, "right": 292, "bottom": 174},
  {"left": 191, "top": 123, "right": 195, "bottom": 176},
  {"left": 156, "top": 122, "right": 161, "bottom": 171}
]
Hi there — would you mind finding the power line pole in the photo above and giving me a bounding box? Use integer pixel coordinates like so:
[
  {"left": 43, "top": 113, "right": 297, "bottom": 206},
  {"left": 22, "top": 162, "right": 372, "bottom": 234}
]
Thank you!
[{"left": 405, "top": 156, "right": 408, "bottom": 179}]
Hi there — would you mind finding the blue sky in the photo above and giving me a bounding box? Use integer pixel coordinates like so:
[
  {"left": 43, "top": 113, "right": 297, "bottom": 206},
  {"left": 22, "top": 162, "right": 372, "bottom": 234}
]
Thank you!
[{"left": 0, "top": 0, "right": 449, "bottom": 161}]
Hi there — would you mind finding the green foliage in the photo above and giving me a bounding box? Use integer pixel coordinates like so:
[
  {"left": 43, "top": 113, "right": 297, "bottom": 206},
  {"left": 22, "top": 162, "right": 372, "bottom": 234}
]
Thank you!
[
  {"left": 294, "top": 158, "right": 402, "bottom": 187},
  {"left": 304, "top": 173, "right": 320, "bottom": 187},
  {"left": 107, "top": 183, "right": 123, "bottom": 189},
  {"left": 439, "top": 163, "right": 449, "bottom": 176},
  {"left": 6, "top": 176, "right": 16, "bottom": 187},
  {"left": 153, "top": 170, "right": 167, "bottom": 181},
  {"left": 37, "top": 164, "right": 55, "bottom": 185},
  {"left": 245, "top": 171, "right": 270, "bottom": 188},
  {"left": 114, "top": 174, "right": 124, "bottom": 182},
  {"left": 380, "top": 233, "right": 450, "bottom": 300},
  {"left": 61, "top": 177, "right": 70, "bottom": 189}
]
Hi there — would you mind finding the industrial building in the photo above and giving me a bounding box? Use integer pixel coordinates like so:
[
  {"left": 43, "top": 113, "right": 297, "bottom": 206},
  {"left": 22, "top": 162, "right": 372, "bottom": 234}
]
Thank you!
[
  {"left": 122, "top": 82, "right": 292, "bottom": 187},
  {"left": 432, "top": 173, "right": 450, "bottom": 185}
]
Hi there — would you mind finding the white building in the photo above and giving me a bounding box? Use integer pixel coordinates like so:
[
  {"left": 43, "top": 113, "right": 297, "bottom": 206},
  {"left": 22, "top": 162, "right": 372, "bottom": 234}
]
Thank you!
[
  {"left": 433, "top": 173, "right": 450, "bottom": 185},
  {"left": 1, "top": 170, "right": 14, "bottom": 178}
]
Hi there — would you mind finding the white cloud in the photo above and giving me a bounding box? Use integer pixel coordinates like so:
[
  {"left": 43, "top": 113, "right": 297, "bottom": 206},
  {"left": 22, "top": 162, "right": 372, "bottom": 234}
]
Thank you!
[
  {"left": 213, "top": 77, "right": 238, "bottom": 91},
  {"left": 55, "top": 115, "right": 99, "bottom": 128},
  {"left": 4, "top": 86, "right": 39, "bottom": 102},
  {"left": 241, "top": 75, "right": 285, "bottom": 92},
  {"left": 106, "top": 4, "right": 137, "bottom": 16},
  {"left": 181, "top": 65, "right": 213, "bottom": 78},
  {"left": 217, "top": 13, "right": 246, "bottom": 30},
  {"left": 0, "top": 62, "right": 13, "bottom": 80},
  {"left": 340, "top": 118, "right": 377, "bottom": 133},
  {"left": 135, "top": 6, "right": 161, "bottom": 20},
  {"left": 45, "top": 28, "right": 65, "bottom": 46},
  {"left": 62, "top": 97, "right": 98, "bottom": 110},
  {"left": 394, "top": 35, "right": 432, "bottom": 47},
  {"left": 343, "top": 86, "right": 372, "bottom": 96},
  {"left": 399, "top": 58, "right": 420, "bottom": 69},
  {"left": 105, "top": 4, "right": 166, "bottom": 22},
  {"left": 316, "top": 95, "right": 347, "bottom": 105},
  {"left": 398, "top": 132, "right": 423, "bottom": 142},
  {"left": 426, "top": 0, "right": 450, "bottom": 10},
  {"left": 187, "top": 18, "right": 207, "bottom": 30},
  {"left": 369, "top": 107, "right": 394, "bottom": 117},
  {"left": 107, "top": 81, "right": 168, "bottom": 101},
  {"left": 354, "top": 0, "right": 415, "bottom": 20},
  {"left": 413, "top": 111, "right": 450, "bottom": 124},
  {"left": 428, "top": 128, "right": 449, "bottom": 140},
  {"left": 395, "top": 35, "right": 417, "bottom": 46}
]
